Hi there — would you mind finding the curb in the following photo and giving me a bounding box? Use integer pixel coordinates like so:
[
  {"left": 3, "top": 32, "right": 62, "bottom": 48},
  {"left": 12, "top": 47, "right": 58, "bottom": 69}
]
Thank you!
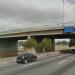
[{"left": 0, "top": 52, "right": 60, "bottom": 66}]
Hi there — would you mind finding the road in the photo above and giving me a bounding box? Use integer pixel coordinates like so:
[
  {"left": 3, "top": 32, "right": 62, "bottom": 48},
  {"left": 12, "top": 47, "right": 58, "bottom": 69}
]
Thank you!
[{"left": 0, "top": 54, "right": 75, "bottom": 75}]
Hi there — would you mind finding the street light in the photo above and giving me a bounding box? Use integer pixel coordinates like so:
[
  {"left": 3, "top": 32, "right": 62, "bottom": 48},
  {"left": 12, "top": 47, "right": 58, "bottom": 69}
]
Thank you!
[
  {"left": 63, "top": 0, "right": 64, "bottom": 24},
  {"left": 63, "top": 0, "right": 64, "bottom": 26}
]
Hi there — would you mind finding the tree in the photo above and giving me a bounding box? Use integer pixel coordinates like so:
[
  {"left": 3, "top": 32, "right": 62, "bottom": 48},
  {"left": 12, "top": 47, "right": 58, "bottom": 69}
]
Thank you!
[
  {"left": 22, "top": 38, "right": 53, "bottom": 53},
  {"left": 56, "top": 41, "right": 68, "bottom": 46},
  {"left": 41, "top": 38, "right": 52, "bottom": 52},
  {"left": 56, "top": 41, "right": 61, "bottom": 45},
  {"left": 22, "top": 38, "right": 38, "bottom": 49},
  {"left": 62, "top": 41, "right": 68, "bottom": 45},
  {"left": 35, "top": 43, "right": 43, "bottom": 53}
]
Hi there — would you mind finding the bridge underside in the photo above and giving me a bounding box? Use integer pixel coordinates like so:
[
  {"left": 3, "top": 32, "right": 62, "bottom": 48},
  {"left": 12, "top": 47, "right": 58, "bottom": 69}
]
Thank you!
[
  {"left": 0, "top": 37, "right": 28, "bottom": 57},
  {"left": 31, "top": 34, "right": 75, "bottom": 39},
  {"left": 0, "top": 38, "right": 18, "bottom": 57},
  {"left": 0, "top": 33, "right": 75, "bottom": 57}
]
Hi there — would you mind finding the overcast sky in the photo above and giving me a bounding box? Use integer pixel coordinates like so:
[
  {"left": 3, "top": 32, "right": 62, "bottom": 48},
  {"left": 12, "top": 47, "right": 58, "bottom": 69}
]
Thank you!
[{"left": 0, "top": 0, "right": 75, "bottom": 31}]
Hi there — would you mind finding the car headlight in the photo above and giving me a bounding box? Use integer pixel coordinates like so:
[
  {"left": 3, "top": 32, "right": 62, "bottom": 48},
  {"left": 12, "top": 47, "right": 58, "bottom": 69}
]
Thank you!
[{"left": 22, "top": 56, "right": 24, "bottom": 58}]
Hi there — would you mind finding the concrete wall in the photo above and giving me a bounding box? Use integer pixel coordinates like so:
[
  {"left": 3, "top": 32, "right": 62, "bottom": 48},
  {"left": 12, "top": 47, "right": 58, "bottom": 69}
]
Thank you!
[{"left": 0, "top": 39, "right": 18, "bottom": 57}]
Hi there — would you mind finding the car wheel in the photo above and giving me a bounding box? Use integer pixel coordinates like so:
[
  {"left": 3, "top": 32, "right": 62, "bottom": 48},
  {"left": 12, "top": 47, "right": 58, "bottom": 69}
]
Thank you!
[
  {"left": 33, "top": 58, "right": 37, "bottom": 62},
  {"left": 24, "top": 60, "right": 28, "bottom": 64},
  {"left": 35, "top": 58, "right": 37, "bottom": 61}
]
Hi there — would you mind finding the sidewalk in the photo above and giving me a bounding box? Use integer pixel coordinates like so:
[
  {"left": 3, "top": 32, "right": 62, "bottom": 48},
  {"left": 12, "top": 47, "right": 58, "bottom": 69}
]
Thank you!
[
  {"left": 0, "top": 57, "right": 16, "bottom": 67},
  {"left": 0, "top": 51, "right": 60, "bottom": 67},
  {"left": 36, "top": 51, "right": 60, "bottom": 59}
]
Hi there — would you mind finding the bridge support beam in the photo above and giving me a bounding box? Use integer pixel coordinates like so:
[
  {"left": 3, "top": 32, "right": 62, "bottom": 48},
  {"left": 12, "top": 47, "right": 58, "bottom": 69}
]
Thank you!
[
  {"left": 0, "top": 39, "right": 18, "bottom": 57},
  {"left": 27, "top": 35, "right": 31, "bottom": 39},
  {"left": 69, "top": 39, "right": 75, "bottom": 47},
  {"left": 52, "top": 39, "right": 55, "bottom": 51}
]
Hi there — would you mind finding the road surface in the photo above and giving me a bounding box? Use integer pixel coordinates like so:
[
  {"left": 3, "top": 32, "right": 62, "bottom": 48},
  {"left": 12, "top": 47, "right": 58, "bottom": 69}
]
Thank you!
[{"left": 0, "top": 54, "right": 75, "bottom": 75}]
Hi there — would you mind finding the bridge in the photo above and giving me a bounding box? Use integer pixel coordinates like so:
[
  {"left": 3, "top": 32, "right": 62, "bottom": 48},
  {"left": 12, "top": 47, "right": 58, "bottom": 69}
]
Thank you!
[{"left": 0, "top": 25, "right": 75, "bottom": 57}]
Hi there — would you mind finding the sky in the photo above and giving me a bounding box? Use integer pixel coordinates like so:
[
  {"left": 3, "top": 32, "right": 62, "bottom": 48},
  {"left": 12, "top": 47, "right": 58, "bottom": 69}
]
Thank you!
[{"left": 0, "top": 0, "right": 75, "bottom": 31}]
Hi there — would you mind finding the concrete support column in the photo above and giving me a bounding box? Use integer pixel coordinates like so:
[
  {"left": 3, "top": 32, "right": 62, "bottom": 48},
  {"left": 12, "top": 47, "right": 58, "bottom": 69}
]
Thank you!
[
  {"left": 52, "top": 39, "right": 55, "bottom": 51},
  {"left": 27, "top": 35, "right": 31, "bottom": 39},
  {"left": 0, "top": 39, "right": 18, "bottom": 57},
  {"left": 69, "top": 39, "right": 75, "bottom": 47}
]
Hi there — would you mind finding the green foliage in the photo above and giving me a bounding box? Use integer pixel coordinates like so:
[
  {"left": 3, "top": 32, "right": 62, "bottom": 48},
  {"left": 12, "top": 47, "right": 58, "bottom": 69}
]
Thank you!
[
  {"left": 22, "top": 38, "right": 53, "bottom": 53},
  {"left": 56, "top": 41, "right": 61, "bottom": 45},
  {"left": 56, "top": 41, "right": 68, "bottom": 46},
  {"left": 35, "top": 43, "right": 43, "bottom": 53},
  {"left": 41, "top": 38, "right": 52, "bottom": 52},
  {"left": 23, "top": 38, "right": 38, "bottom": 49},
  {"left": 62, "top": 41, "right": 68, "bottom": 45}
]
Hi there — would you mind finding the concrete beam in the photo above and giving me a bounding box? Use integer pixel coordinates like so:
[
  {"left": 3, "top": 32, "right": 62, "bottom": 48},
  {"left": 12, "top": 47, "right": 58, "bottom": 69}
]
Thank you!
[
  {"left": 27, "top": 35, "right": 31, "bottom": 39},
  {"left": 0, "top": 29, "right": 63, "bottom": 38}
]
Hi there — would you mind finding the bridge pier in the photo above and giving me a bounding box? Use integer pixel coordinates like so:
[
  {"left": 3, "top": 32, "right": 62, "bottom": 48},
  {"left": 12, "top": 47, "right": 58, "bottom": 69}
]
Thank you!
[
  {"left": 27, "top": 35, "right": 31, "bottom": 39},
  {"left": 52, "top": 39, "right": 55, "bottom": 51},
  {"left": 0, "top": 39, "right": 18, "bottom": 57},
  {"left": 69, "top": 39, "right": 75, "bottom": 47}
]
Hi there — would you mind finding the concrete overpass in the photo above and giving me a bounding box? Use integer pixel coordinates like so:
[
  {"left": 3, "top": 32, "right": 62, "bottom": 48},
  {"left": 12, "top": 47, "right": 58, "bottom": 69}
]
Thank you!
[
  {"left": 0, "top": 25, "right": 75, "bottom": 57},
  {"left": 0, "top": 25, "right": 64, "bottom": 38}
]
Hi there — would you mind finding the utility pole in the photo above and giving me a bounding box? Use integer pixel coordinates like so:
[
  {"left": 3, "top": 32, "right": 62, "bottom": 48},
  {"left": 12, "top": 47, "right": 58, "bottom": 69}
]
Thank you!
[{"left": 63, "top": 0, "right": 64, "bottom": 25}]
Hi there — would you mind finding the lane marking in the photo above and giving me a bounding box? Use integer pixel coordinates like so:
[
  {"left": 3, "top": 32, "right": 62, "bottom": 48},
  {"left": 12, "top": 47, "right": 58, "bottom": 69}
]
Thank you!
[
  {"left": 58, "top": 55, "right": 68, "bottom": 58},
  {"left": 22, "top": 62, "right": 39, "bottom": 68},
  {"left": 57, "top": 60, "right": 67, "bottom": 64},
  {"left": 58, "top": 55, "right": 65, "bottom": 58},
  {"left": 2, "top": 62, "right": 8, "bottom": 64},
  {"left": 58, "top": 54, "right": 70, "bottom": 58}
]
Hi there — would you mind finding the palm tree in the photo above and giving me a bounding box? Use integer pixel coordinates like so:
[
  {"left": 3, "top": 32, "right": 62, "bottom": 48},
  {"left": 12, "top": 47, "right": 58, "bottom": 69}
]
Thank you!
[
  {"left": 22, "top": 38, "right": 38, "bottom": 51},
  {"left": 41, "top": 38, "right": 52, "bottom": 52},
  {"left": 22, "top": 38, "right": 53, "bottom": 53}
]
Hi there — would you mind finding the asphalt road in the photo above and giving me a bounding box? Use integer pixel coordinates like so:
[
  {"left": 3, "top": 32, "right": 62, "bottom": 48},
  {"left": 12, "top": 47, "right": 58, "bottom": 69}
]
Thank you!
[{"left": 0, "top": 54, "right": 75, "bottom": 75}]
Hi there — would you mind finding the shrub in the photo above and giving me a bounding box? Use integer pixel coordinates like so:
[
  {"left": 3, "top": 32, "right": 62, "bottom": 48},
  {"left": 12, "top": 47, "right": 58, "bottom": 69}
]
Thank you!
[
  {"left": 41, "top": 38, "right": 52, "bottom": 52},
  {"left": 35, "top": 43, "right": 43, "bottom": 53},
  {"left": 22, "top": 38, "right": 38, "bottom": 49},
  {"left": 22, "top": 38, "right": 53, "bottom": 53}
]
